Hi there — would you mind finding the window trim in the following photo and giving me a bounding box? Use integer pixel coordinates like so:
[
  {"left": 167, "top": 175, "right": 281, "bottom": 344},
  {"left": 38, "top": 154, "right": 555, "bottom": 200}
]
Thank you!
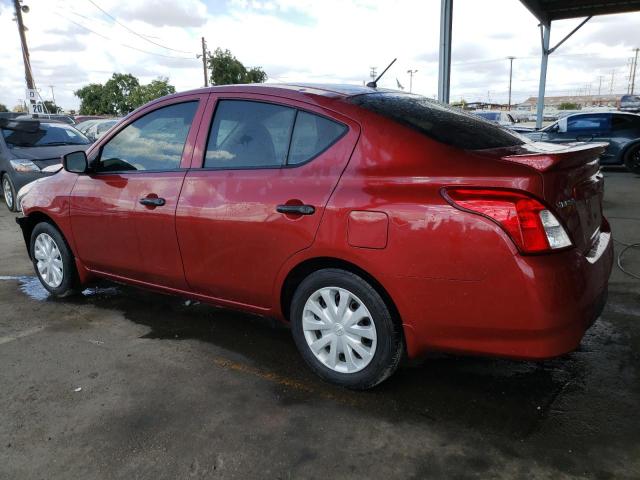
[
  {"left": 200, "top": 97, "right": 349, "bottom": 172},
  {"left": 90, "top": 100, "right": 200, "bottom": 176}
]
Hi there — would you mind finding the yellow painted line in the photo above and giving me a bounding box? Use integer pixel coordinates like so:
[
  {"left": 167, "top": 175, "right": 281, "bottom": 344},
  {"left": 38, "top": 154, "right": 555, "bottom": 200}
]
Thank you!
[
  {"left": 0, "top": 326, "right": 45, "bottom": 345},
  {"left": 211, "top": 356, "right": 358, "bottom": 406}
]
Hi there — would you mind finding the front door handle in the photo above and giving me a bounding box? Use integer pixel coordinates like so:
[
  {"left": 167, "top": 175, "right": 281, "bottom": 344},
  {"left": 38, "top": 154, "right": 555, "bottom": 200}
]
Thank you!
[
  {"left": 276, "top": 204, "right": 315, "bottom": 215},
  {"left": 139, "top": 197, "right": 166, "bottom": 207}
]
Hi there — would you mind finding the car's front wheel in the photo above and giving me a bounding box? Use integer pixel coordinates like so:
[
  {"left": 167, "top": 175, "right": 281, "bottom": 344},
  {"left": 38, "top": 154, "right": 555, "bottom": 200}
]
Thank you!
[
  {"left": 624, "top": 143, "right": 640, "bottom": 174},
  {"left": 290, "top": 268, "right": 403, "bottom": 390},
  {"left": 2, "top": 174, "right": 16, "bottom": 212},
  {"left": 30, "top": 222, "right": 80, "bottom": 297}
]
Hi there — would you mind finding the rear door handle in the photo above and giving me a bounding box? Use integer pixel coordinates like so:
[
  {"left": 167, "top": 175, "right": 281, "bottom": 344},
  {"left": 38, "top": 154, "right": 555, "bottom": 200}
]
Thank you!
[
  {"left": 276, "top": 204, "right": 315, "bottom": 215},
  {"left": 139, "top": 197, "right": 166, "bottom": 207},
  {"left": 576, "top": 134, "right": 594, "bottom": 141}
]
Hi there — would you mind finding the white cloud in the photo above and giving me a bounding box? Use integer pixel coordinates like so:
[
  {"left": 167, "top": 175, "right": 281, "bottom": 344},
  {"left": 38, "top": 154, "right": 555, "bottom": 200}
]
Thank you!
[{"left": 0, "top": 0, "right": 638, "bottom": 111}]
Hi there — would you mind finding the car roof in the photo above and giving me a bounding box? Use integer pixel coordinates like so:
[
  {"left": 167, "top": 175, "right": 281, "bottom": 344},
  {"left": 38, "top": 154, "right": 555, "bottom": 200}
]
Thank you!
[
  {"left": 152, "top": 83, "right": 400, "bottom": 106},
  {"left": 564, "top": 111, "right": 639, "bottom": 118}
]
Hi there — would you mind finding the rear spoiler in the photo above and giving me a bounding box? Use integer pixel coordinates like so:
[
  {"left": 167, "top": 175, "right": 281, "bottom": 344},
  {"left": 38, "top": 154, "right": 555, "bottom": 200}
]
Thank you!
[{"left": 501, "top": 142, "right": 607, "bottom": 172}]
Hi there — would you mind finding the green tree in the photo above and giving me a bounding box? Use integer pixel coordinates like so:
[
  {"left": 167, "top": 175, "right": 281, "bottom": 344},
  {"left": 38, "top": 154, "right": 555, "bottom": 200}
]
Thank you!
[
  {"left": 208, "top": 48, "right": 267, "bottom": 85},
  {"left": 75, "top": 74, "right": 176, "bottom": 115},
  {"left": 0, "top": 103, "right": 8, "bottom": 113},
  {"left": 103, "top": 73, "right": 140, "bottom": 115},
  {"left": 43, "top": 101, "right": 60, "bottom": 114},
  {"left": 130, "top": 77, "right": 176, "bottom": 109},
  {"left": 75, "top": 83, "right": 110, "bottom": 115},
  {"left": 558, "top": 102, "right": 580, "bottom": 110}
]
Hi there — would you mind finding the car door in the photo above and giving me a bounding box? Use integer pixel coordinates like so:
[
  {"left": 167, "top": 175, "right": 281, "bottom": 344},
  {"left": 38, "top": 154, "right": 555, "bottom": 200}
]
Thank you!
[
  {"left": 176, "top": 95, "right": 360, "bottom": 309},
  {"left": 69, "top": 95, "right": 206, "bottom": 289}
]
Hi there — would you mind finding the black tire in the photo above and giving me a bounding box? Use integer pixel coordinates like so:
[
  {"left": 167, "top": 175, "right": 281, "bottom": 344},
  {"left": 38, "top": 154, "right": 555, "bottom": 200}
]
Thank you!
[
  {"left": 290, "top": 268, "right": 403, "bottom": 390},
  {"left": 30, "top": 222, "right": 80, "bottom": 297},
  {"left": 2, "top": 174, "right": 16, "bottom": 212},
  {"left": 624, "top": 143, "right": 640, "bottom": 174}
]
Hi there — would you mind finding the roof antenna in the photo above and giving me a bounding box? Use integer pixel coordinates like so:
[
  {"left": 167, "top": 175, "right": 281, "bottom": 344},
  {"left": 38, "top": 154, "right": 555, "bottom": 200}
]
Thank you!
[{"left": 367, "top": 58, "right": 397, "bottom": 88}]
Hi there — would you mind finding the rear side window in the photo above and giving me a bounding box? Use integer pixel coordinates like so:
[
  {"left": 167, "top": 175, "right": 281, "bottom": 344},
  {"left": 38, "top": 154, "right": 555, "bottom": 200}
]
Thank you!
[
  {"left": 348, "top": 92, "right": 523, "bottom": 150},
  {"left": 205, "top": 100, "right": 295, "bottom": 168},
  {"left": 99, "top": 101, "right": 198, "bottom": 171},
  {"left": 288, "top": 111, "right": 347, "bottom": 165},
  {"left": 611, "top": 114, "right": 636, "bottom": 130}
]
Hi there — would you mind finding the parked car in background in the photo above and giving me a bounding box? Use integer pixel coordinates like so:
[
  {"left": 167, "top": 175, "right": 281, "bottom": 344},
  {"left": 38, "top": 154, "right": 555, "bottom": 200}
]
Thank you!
[
  {"left": 619, "top": 95, "right": 640, "bottom": 113},
  {"left": 83, "top": 119, "right": 119, "bottom": 142},
  {"left": 74, "top": 115, "right": 106, "bottom": 124},
  {"left": 1, "top": 118, "right": 91, "bottom": 211},
  {"left": 524, "top": 111, "right": 640, "bottom": 173},
  {"left": 472, "top": 111, "right": 536, "bottom": 134},
  {"left": 473, "top": 110, "right": 517, "bottom": 126},
  {"left": 16, "top": 114, "right": 76, "bottom": 125},
  {"left": 16, "top": 84, "right": 612, "bottom": 389},
  {"left": 74, "top": 119, "right": 101, "bottom": 135}
]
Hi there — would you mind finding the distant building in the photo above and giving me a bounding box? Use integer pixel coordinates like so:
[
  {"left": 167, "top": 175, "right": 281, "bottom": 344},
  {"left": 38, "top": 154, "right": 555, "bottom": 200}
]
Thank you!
[{"left": 517, "top": 94, "right": 622, "bottom": 111}]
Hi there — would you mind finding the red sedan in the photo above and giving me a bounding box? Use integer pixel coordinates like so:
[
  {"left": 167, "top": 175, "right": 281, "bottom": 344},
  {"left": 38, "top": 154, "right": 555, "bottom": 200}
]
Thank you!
[{"left": 16, "top": 84, "right": 613, "bottom": 389}]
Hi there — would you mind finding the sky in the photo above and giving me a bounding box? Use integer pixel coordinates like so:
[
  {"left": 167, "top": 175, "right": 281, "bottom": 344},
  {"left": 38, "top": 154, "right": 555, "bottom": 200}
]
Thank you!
[{"left": 0, "top": 0, "right": 639, "bottom": 111}]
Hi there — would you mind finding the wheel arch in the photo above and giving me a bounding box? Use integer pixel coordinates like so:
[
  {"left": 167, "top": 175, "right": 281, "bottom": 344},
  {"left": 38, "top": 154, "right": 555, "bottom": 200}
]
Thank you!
[
  {"left": 280, "top": 256, "right": 402, "bottom": 330},
  {"left": 18, "top": 211, "right": 66, "bottom": 258},
  {"left": 620, "top": 139, "right": 640, "bottom": 162}
]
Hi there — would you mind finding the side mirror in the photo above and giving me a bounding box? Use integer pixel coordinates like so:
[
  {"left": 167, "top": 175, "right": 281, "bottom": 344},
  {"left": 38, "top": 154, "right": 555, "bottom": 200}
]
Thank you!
[{"left": 62, "top": 151, "right": 88, "bottom": 174}]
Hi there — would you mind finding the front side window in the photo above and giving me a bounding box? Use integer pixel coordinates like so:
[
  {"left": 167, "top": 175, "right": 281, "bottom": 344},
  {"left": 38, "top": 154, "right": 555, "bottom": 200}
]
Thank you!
[
  {"left": 566, "top": 115, "right": 610, "bottom": 133},
  {"left": 288, "top": 111, "right": 347, "bottom": 165},
  {"left": 99, "top": 101, "right": 198, "bottom": 172},
  {"left": 205, "top": 100, "right": 296, "bottom": 168}
]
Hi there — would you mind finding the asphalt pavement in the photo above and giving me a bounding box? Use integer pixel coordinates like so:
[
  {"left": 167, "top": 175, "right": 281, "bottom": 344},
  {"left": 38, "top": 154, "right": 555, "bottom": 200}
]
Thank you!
[{"left": 1, "top": 170, "right": 639, "bottom": 479}]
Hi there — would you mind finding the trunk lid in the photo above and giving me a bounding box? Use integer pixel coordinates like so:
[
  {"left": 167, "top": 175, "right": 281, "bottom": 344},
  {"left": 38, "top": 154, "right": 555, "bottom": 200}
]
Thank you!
[{"left": 500, "top": 141, "right": 607, "bottom": 253}]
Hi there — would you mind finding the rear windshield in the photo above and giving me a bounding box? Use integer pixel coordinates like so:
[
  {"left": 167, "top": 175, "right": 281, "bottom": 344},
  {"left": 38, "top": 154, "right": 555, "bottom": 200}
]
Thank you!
[
  {"left": 1, "top": 122, "right": 90, "bottom": 148},
  {"left": 348, "top": 92, "right": 524, "bottom": 150}
]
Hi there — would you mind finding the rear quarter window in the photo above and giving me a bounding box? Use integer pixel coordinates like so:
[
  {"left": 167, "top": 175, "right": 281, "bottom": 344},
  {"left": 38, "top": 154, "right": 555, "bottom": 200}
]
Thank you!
[{"left": 347, "top": 92, "right": 523, "bottom": 150}]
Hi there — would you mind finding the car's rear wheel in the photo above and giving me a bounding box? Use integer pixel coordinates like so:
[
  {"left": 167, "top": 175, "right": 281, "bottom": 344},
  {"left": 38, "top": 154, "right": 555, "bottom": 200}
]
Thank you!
[
  {"left": 30, "top": 222, "right": 80, "bottom": 297},
  {"left": 290, "top": 268, "right": 403, "bottom": 390},
  {"left": 624, "top": 144, "right": 640, "bottom": 174},
  {"left": 2, "top": 174, "right": 16, "bottom": 212}
]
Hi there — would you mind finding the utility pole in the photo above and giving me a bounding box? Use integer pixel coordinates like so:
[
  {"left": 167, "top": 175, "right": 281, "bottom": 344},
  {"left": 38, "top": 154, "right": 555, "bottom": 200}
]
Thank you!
[
  {"left": 407, "top": 69, "right": 418, "bottom": 93},
  {"left": 610, "top": 70, "right": 615, "bottom": 94},
  {"left": 13, "top": 0, "right": 35, "bottom": 106},
  {"left": 597, "top": 75, "right": 603, "bottom": 96},
  {"left": 631, "top": 48, "right": 639, "bottom": 95},
  {"left": 369, "top": 67, "right": 377, "bottom": 83},
  {"left": 507, "top": 56, "right": 515, "bottom": 110},
  {"left": 198, "top": 37, "right": 209, "bottom": 87},
  {"left": 49, "top": 85, "right": 56, "bottom": 107}
]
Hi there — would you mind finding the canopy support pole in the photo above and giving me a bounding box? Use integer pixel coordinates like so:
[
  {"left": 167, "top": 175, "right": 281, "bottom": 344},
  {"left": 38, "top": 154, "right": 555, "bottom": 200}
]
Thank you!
[{"left": 438, "top": 0, "right": 453, "bottom": 103}]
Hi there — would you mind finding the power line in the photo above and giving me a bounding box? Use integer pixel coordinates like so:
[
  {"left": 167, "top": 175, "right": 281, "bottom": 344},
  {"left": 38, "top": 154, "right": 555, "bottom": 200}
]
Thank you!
[
  {"left": 86, "top": 0, "right": 195, "bottom": 54},
  {"left": 54, "top": 12, "right": 194, "bottom": 60}
]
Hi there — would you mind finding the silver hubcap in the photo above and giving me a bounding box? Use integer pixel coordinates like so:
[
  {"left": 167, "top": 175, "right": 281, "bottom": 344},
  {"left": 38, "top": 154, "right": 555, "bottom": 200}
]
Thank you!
[
  {"left": 34, "top": 233, "right": 63, "bottom": 288},
  {"left": 302, "top": 287, "right": 377, "bottom": 374},
  {"left": 2, "top": 177, "right": 13, "bottom": 209}
]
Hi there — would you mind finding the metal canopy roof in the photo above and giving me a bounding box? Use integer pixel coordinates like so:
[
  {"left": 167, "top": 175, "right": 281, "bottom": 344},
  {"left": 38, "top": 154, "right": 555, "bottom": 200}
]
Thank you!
[{"left": 520, "top": 0, "right": 640, "bottom": 24}]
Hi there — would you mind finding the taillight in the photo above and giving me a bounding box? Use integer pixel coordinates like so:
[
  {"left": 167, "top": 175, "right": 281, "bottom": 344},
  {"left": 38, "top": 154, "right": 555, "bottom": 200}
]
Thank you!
[{"left": 442, "top": 188, "right": 572, "bottom": 254}]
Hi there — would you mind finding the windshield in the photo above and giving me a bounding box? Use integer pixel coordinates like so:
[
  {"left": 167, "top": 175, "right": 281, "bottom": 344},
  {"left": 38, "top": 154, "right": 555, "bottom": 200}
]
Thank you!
[
  {"left": 475, "top": 112, "right": 500, "bottom": 121},
  {"left": 1, "top": 123, "right": 90, "bottom": 148},
  {"left": 348, "top": 92, "right": 524, "bottom": 150}
]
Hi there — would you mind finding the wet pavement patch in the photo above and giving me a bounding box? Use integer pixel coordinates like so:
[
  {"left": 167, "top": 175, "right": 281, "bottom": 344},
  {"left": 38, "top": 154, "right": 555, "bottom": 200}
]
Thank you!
[{"left": 7, "top": 275, "right": 632, "bottom": 478}]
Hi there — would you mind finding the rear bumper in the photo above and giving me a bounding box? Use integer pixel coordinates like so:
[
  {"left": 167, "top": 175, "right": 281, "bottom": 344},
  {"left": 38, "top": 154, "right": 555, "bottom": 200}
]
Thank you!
[{"left": 399, "top": 229, "right": 614, "bottom": 360}]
